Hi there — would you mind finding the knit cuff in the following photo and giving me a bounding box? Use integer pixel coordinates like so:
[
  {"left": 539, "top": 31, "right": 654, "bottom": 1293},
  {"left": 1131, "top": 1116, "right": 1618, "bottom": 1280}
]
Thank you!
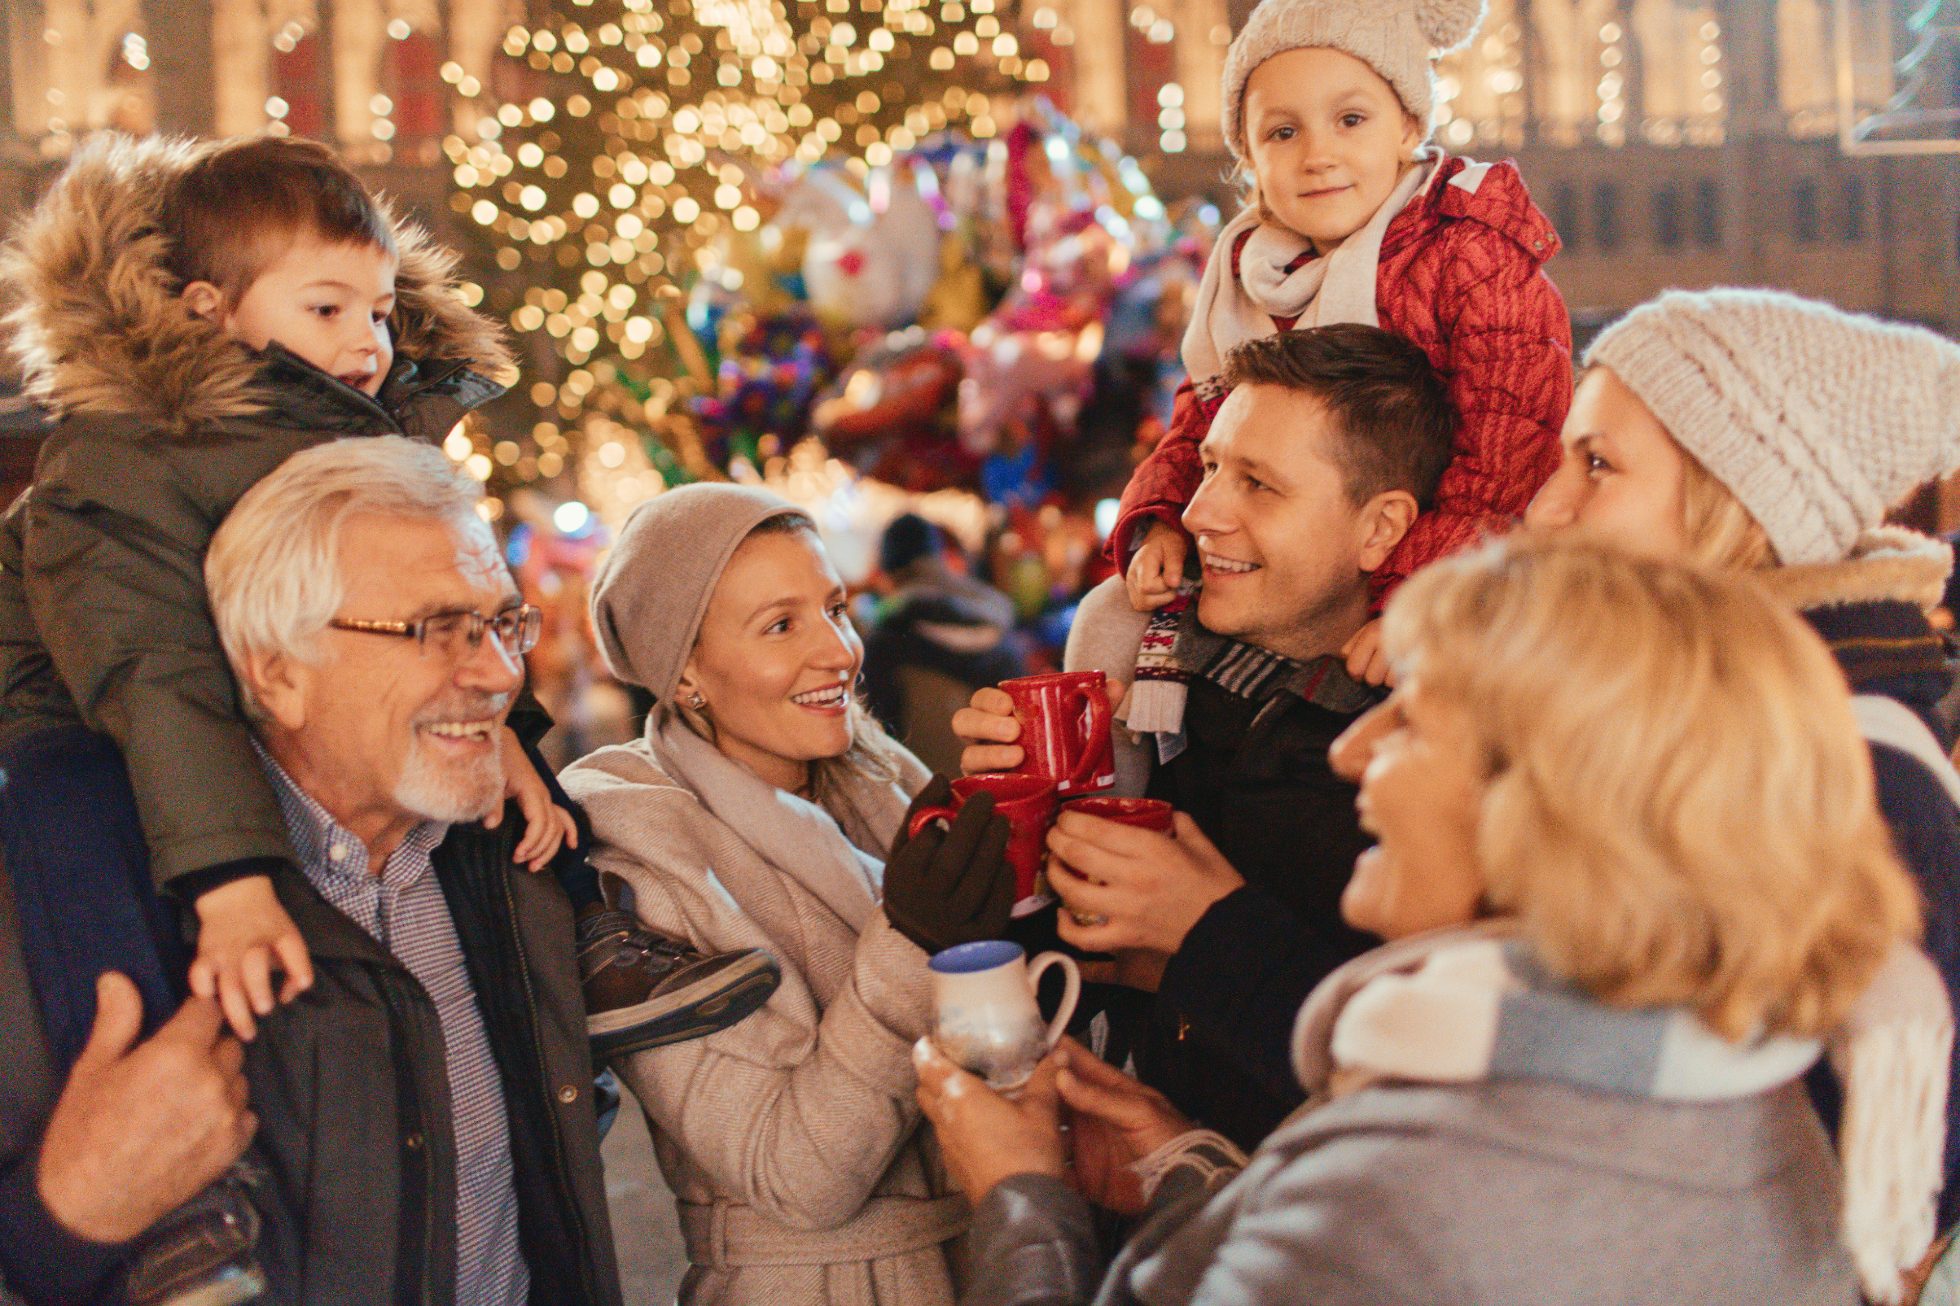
[{"left": 169, "top": 855, "right": 291, "bottom": 904}]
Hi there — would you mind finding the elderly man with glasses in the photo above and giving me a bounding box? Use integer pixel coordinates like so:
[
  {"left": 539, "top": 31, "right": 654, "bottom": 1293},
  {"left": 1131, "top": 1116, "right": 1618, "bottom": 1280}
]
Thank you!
[{"left": 200, "top": 435, "right": 624, "bottom": 1305}]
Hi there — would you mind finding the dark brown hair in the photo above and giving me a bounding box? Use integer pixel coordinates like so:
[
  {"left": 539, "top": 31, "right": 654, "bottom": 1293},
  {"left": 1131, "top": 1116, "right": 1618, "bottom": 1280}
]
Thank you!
[
  {"left": 1221, "top": 325, "right": 1456, "bottom": 509},
  {"left": 159, "top": 136, "right": 396, "bottom": 302}
]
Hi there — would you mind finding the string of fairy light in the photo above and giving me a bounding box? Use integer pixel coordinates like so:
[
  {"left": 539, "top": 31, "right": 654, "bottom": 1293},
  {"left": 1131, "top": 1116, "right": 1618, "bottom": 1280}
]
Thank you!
[{"left": 423, "top": 0, "right": 1058, "bottom": 502}]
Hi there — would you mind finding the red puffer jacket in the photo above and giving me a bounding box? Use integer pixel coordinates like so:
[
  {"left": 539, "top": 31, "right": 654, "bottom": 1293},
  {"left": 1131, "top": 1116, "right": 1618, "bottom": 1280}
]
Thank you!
[{"left": 1111, "top": 154, "right": 1573, "bottom": 603}]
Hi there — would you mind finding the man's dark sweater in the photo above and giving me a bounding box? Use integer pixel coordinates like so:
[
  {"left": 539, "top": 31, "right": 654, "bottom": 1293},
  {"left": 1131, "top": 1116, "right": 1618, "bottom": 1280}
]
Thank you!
[{"left": 1066, "top": 579, "right": 1383, "bottom": 1151}]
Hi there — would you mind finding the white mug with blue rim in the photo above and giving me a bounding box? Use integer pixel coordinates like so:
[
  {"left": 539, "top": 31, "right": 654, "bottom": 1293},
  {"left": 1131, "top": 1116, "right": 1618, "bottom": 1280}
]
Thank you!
[{"left": 928, "top": 940, "right": 1081, "bottom": 1091}]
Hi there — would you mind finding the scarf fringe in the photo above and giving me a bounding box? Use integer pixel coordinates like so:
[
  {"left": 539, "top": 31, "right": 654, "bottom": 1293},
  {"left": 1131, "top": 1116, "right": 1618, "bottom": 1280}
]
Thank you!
[
  {"left": 1124, "top": 680, "right": 1188, "bottom": 735},
  {"left": 1128, "top": 591, "right": 1193, "bottom": 735},
  {"left": 1834, "top": 1015, "right": 1952, "bottom": 1303}
]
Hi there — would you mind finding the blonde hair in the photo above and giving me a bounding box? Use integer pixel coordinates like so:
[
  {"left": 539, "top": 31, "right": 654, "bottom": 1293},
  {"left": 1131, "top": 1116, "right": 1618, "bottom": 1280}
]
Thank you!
[
  {"left": 1678, "top": 445, "right": 1780, "bottom": 571},
  {"left": 207, "top": 436, "right": 485, "bottom": 716},
  {"left": 1382, "top": 536, "right": 1919, "bottom": 1040},
  {"left": 667, "top": 514, "right": 904, "bottom": 800}
]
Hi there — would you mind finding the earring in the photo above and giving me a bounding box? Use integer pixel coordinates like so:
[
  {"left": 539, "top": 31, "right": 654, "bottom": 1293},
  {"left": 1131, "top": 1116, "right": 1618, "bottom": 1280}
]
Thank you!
[{"left": 686, "top": 691, "right": 707, "bottom": 711}]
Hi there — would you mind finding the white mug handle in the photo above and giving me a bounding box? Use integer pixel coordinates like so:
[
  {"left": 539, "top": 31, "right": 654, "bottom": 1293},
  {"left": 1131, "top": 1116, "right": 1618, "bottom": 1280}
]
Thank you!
[{"left": 1026, "top": 951, "right": 1081, "bottom": 1051}]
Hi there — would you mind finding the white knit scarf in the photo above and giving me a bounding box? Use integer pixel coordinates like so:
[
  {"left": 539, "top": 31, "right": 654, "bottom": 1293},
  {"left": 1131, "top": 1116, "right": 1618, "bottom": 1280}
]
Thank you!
[
  {"left": 1179, "top": 152, "right": 1437, "bottom": 389},
  {"left": 645, "top": 714, "right": 904, "bottom": 937},
  {"left": 1291, "top": 926, "right": 1952, "bottom": 1305}
]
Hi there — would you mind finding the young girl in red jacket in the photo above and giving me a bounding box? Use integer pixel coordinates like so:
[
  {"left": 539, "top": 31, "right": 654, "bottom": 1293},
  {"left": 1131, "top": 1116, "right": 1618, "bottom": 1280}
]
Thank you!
[{"left": 1118, "top": 0, "right": 1572, "bottom": 684}]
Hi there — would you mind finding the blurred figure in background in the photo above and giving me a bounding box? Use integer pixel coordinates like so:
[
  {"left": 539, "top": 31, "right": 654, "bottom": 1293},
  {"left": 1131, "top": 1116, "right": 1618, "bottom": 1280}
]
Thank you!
[{"left": 862, "top": 513, "right": 1025, "bottom": 775}]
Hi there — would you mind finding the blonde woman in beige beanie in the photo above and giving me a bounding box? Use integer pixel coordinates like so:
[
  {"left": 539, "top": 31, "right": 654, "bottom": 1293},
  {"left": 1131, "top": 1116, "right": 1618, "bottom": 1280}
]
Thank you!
[
  {"left": 560, "top": 484, "right": 1016, "bottom": 1305},
  {"left": 1522, "top": 285, "right": 1960, "bottom": 1252}
]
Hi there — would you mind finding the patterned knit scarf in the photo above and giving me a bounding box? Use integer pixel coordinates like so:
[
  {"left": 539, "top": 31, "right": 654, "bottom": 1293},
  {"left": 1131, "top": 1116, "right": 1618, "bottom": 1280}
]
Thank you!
[
  {"left": 1127, "top": 597, "right": 1379, "bottom": 757},
  {"left": 1292, "top": 928, "right": 1953, "bottom": 1305}
]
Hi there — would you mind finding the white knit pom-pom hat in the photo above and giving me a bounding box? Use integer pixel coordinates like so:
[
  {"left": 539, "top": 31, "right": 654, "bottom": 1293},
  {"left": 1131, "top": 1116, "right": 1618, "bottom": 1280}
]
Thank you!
[
  {"left": 1585, "top": 288, "right": 1960, "bottom": 567},
  {"left": 1221, "top": 0, "right": 1487, "bottom": 162}
]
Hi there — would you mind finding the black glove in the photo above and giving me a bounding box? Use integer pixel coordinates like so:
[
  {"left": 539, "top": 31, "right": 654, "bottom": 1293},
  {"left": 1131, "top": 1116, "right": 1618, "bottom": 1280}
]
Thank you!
[{"left": 883, "top": 777, "right": 1014, "bottom": 954}]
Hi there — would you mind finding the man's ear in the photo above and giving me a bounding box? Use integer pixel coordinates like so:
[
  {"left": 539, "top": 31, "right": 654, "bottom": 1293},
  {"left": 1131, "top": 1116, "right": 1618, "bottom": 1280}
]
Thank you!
[
  {"left": 1356, "top": 490, "right": 1419, "bottom": 573},
  {"left": 180, "top": 280, "right": 226, "bottom": 323},
  {"left": 244, "top": 648, "right": 310, "bottom": 732}
]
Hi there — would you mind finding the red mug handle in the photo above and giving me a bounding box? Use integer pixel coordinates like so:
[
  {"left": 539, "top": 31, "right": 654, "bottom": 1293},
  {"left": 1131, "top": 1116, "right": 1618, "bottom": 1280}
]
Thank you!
[
  {"left": 908, "top": 803, "right": 959, "bottom": 840},
  {"left": 1062, "top": 682, "right": 1113, "bottom": 790}
]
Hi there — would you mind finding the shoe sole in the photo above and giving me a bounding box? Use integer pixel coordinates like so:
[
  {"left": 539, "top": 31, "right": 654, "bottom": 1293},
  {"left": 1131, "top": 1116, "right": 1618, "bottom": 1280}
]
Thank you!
[
  {"left": 140, "top": 1267, "right": 269, "bottom": 1306},
  {"left": 589, "top": 966, "right": 781, "bottom": 1059}
]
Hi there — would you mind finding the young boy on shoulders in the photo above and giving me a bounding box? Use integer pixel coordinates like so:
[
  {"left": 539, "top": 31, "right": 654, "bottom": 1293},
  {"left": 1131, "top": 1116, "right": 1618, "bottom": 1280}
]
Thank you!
[{"left": 0, "top": 133, "right": 775, "bottom": 1060}]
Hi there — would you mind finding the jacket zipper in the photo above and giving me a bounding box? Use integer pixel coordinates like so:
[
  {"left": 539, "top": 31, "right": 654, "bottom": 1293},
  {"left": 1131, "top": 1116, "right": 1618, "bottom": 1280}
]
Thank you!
[{"left": 498, "top": 869, "right": 598, "bottom": 1303}]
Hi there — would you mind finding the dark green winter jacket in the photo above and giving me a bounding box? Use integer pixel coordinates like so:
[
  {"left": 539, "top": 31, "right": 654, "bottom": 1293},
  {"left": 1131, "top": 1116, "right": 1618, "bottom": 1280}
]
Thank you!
[{"left": 0, "top": 134, "right": 513, "bottom": 891}]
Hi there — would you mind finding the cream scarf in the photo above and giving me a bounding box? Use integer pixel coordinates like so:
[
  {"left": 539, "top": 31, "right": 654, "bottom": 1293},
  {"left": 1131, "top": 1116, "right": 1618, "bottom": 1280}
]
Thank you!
[
  {"left": 1179, "top": 151, "right": 1437, "bottom": 388},
  {"left": 1292, "top": 927, "right": 1952, "bottom": 1306},
  {"left": 645, "top": 714, "right": 909, "bottom": 941}
]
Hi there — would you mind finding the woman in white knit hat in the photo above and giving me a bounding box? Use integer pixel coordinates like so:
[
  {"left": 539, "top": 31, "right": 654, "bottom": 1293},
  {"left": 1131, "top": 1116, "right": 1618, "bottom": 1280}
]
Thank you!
[
  {"left": 1523, "top": 286, "right": 1960, "bottom": 1247},
  {"left": 1112, "top": 0, "right": 1574, "bottom": 697},
  {"left": 560, "top": 484, "right": 1019, "bottom": 1305},
  {"left": 919, "top": 537, "right": 1945, "bottom": 1306}
]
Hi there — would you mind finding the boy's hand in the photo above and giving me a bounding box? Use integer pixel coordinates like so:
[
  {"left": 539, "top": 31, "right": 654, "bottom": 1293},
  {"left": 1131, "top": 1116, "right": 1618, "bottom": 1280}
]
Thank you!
[
  {"left": 488, "top": 725, "right": 579, "bottom": 872},
  {"left": 1124, "top": 521, "right": 1187, "bottom": 612},
  {"left": 1341, "top": 618, "right": 1394, "bottom": 688},
  {"left": 190, "top": 875, "right": 312, "bottom": 1042}
]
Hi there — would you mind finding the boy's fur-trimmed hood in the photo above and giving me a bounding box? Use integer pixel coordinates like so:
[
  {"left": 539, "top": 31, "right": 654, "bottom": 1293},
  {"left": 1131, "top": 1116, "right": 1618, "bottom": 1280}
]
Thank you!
[
  {"left": 1, "top": 133, "right": 513, "bottom": 434},
  {"left": 1756, "top": 525, "right": 1954, "bottom": 614}
]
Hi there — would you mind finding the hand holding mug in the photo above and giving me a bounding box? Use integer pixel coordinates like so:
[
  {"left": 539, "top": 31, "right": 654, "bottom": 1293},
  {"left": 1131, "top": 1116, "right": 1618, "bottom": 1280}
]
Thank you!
[
  {"left": 910, "top": 773, "right": 1059, "bottom": 914},
  {"left": 1052, "top": 1037, "right": 1193, "bottom": 1215},
  {"left": 1045, "top": 809, "right": 1245, "bottom": 957},
  {"left": 952, "top": 686, "right": 1026, "bottom": 776},
  {"left": 913, "top": 1037, "right": 1066, "bottom": 1205},
  {"left": 883, "top": 778, "right": 1013, "bottom": 954},
  {"left": 952, "top": 676, "right": 1128, "bottom": 780},
  {"left": 928, "top": 940, "right": 1080, "bottom": 1091}
]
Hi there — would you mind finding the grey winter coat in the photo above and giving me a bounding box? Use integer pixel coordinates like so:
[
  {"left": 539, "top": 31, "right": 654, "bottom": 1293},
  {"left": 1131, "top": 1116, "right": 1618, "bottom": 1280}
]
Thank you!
[{"left": 961, "top": 1075, "right": 1857, "bottom": 1306}]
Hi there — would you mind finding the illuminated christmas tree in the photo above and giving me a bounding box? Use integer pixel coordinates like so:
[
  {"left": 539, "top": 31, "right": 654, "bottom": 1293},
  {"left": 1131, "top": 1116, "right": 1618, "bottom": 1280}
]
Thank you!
[{"left": 441, "top": 0, "right": 1045, "bottom": 509}]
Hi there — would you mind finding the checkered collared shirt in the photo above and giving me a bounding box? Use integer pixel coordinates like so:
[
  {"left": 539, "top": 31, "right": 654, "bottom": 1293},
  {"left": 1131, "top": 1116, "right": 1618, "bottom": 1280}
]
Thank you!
[{"left": 257, "top": 747, "right": 528, "bottom": 1306}]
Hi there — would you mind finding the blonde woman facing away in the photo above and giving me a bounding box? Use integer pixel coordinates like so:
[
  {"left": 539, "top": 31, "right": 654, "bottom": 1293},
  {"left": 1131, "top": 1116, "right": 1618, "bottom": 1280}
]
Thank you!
[
  {"left": 1521, "top": 287, "right": 1960, "bottom": 1230},
  {"left": 917, "top": 538, "right": 1949, "bottom": 1306},
  {"left": 561, "top": 484, "right": 1016, "bottom": 1306}
]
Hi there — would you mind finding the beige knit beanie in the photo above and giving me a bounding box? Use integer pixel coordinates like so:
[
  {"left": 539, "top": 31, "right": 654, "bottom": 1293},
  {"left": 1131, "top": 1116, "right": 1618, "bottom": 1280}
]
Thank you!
[
  {"left": 1586, "top": 288, "right": 1960, "bottom": 566},
  {"left": 1222, "top": 0, "right": 1486, "bottom": 161},
  {"left": 590, "top": 483, "right": 805, "bottom": 702}
]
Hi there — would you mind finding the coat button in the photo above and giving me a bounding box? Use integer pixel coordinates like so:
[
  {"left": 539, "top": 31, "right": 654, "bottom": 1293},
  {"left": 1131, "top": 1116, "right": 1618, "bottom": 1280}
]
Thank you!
[
  {"left": 557, "top": 1084, "right": 579, "bottom": 1104},
  {"left": 1533, "top": 239, "right": 1545, "bottom": 249},
  {"left": 404, "top": 1132, "right": 425, "bottom": 1150}
]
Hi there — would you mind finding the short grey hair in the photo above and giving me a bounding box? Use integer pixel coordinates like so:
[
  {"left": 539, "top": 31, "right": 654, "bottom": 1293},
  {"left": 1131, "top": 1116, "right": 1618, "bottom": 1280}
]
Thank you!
[{"left": 206, "top": 435, "right": 486, "bottom": 716}]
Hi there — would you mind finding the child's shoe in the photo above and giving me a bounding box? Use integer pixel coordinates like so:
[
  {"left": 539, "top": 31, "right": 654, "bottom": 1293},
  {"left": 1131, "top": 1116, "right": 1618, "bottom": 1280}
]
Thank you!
[
  {"left": 121, "top": 1163, "right": 268, "bottom": 1306},
  {"left": 576, "top": 905, "right": 780, "bottom": 1057}
]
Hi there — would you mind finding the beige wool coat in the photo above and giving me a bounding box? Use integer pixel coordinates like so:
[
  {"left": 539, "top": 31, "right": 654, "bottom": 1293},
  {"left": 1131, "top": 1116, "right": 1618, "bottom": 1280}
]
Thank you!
[{"left": 561, "top": 725, "right": 967, "bottom": 1306}]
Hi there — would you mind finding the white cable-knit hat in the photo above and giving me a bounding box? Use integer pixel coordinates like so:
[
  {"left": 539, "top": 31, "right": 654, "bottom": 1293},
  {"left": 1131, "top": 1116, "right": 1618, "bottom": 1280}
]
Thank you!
[
  {"left": 1222, "top": 0, "right": 1487, "bottom": 162},
  {"left": 1585, "top": 288, "right": 1960, "bottom": 566}
]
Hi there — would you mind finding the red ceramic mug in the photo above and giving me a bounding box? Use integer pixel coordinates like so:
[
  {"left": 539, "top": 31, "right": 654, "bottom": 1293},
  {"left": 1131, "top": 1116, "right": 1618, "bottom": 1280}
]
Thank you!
[
  {"left": 1064, "top": 795, "right": 1173, "bottom": 833},
  {"left": 908, "top": 773, "right": 1059, "bottom": 913},
  {"left": 1001, "top": 671, "right": 1115, "bottom": 798},
  {"left": 1054, "top": 796, "right": 1174, "bottom": 928}
]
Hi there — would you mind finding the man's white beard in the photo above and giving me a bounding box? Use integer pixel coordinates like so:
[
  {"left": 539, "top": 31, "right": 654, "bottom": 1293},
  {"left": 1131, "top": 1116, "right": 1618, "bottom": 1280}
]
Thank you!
[{"left": 394, "top": 732, "right": 505, "bottom": 824}]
